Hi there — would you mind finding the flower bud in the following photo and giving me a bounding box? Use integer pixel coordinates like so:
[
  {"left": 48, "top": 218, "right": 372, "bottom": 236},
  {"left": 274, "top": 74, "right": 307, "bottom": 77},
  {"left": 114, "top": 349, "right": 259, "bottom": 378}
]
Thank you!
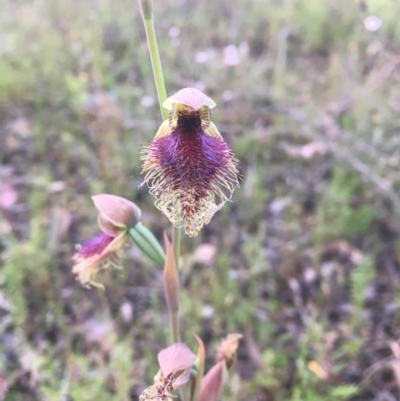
[
  {"left": 163, "top": 233, "right": 179, "bottom": 314},
  {"left": 198, "top": 361, "right": 226, "bottom": 401},
  {"left": 72, "top": 194, "right": 141, "bottom": 289},
  {"left": 190, "top": 334, "right": 205, "bottom": 401},
  {"left": 197, "top": 333, "right": 242, "bottom": 401},
  {"left": 92, "top": 194, "right": 141, "bottom": 236},
  {"left": 128, "top": 223, "right": 165, "bottom": 267}
]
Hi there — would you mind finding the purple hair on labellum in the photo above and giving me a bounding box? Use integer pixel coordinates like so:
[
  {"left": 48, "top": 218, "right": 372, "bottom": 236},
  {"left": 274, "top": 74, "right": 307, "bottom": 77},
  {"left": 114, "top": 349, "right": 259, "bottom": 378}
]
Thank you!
[
  {"left": 76, "top": 232, "right": 115, "bottom": 258},
  {"left": 153, "top": 121, "right": 231, "bottom": 198},
  {"left": 72, "top": 231, "right": 125, "bottom": 288},
  {"left": 71, "top": 194, "right": 142, "bottom": 288},
  {"left": 142, "top": 106, "right": 239, "bottom": 236}
]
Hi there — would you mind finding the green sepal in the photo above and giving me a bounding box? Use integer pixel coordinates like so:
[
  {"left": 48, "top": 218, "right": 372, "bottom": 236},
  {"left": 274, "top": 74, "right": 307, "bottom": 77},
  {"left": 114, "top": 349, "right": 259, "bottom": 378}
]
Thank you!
[{"left": 128, "top": 223, "right": 165, "bottom": 267}]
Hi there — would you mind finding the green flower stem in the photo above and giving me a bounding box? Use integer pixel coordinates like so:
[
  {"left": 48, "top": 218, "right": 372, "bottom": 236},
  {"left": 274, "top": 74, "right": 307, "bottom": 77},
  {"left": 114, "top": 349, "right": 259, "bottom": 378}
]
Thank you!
[
  {"left": 172, "top": 224, "right": 181, "bottom": 272},
  {"left": 128, "top": 224, "right": 166, "bottom": 267},
  {"left": 139, "top": 0, "right": 184, "bottom": 385},
  {"left": 139, "top": 0, "right": 181, "bottom": 270},
  {"left": 140, "top": 0, "right": 169, "bottom": 121},
  {"left": 140, "top": 3, "right": 185, "bottom": 398},
  {"left": 170, "top": 311, "right": 180, "bottom": 345}
]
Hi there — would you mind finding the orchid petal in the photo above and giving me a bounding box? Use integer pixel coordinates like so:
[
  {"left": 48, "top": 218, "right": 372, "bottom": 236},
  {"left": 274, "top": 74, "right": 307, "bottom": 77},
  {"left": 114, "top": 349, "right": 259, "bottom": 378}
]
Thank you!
[
  {"left": 198, "top": 361, "right": 226, "bottom": 401},
  {"left": 163, "top": 88, "right": 216, "bottom": 111},
  {"left": 142, "top": 88, "right": 239, "bottom": 236},
  {"left": 158, "top": 343, "right": 196, "bottom": 379},
  {"left": 72, "top": 232, "right": 126, "bottom": 288},
  {"left": 92, "top": 194, "right": 141, "bottom": 228},
  {"left": 204, "top": 121, "right": 223, "bottom": 139},
  {"left": 154, "top": 119, "right": 172, "bottom": 139}
]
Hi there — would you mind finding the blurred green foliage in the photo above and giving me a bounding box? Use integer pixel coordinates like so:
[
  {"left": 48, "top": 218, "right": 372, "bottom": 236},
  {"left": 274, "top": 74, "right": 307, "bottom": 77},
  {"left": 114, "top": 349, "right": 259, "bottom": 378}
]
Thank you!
[{"left": 1, "top": 0, "right": 400, "bottom": 400}]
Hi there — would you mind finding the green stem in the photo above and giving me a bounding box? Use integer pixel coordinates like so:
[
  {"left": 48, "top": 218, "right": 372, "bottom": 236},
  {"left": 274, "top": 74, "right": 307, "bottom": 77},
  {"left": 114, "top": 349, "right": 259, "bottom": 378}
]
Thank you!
[
  {"left": 141, "top": 2, "right": 169, "bottom": 121},
  {"left": 170, "top": 311, "right": 180, "bottom": 343},
  {"left": 172, "top": 225, "right": 181, "bottom": 271},
  {"left": 139, "top": 3, "right": 184, "bottom": 399},
  {"left": 139, "top": 0, "right": 181, "bottom": 281}
]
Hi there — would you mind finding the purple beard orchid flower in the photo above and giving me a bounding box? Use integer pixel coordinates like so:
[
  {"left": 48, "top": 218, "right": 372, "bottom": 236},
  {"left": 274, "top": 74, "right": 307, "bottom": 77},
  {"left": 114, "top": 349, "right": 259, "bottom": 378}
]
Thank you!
[
  {"left": 141, "top": 87, "right": 239, "bottom": 237},
  {"left": 72, "top": 194, "right": 141, "bottom": 289},
  {"left": 139, "top": 343, "right": 196, "bottom": 401}
]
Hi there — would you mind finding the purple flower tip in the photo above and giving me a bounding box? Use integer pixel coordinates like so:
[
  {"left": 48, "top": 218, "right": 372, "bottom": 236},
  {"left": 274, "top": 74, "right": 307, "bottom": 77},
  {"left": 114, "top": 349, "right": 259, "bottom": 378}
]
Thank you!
[
  {"left": 77, "top": 233, "right": 115, "bottom": 258},
  {"left": 142, "top": 111, "right": 239, "bottom": 236},
  {"left": 72, "top": 232, "right": 126, "bottom": 288}
]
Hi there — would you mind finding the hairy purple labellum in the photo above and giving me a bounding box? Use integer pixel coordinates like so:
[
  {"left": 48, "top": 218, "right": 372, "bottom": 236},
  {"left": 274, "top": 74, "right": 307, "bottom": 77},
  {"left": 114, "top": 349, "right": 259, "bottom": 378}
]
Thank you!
[
  {"left": 77, "top": 233, "right": 114, "bottom": 258},
  {"left": 72, "top": 194, "right": 141, "bottom": 288},
  {"left": 72, "top": 231, "right": 126, "bottom": 288},
  {"left": 152, "top": 121, "right": 231, "bottom": 200},
  {"left": 142, "top": 113, "right": 239, "bottom": 236}
]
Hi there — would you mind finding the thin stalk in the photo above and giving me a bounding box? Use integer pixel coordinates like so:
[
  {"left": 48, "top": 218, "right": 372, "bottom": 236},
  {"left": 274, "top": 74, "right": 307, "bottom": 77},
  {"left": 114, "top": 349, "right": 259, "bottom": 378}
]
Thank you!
[
  {"left": 140, "top": 1, "right": 182, "bottom": 268},
  {"left": 139, "top": 0, "right": 182, "bottom": 332},
  {"left": 141, "top": 4, "right": 182, "bottom": 272},
  {"left": 170, "top": 311, "right": 180, "bottom": 343},
  {"left": 140, "top": 1, "right": 169, "bottom": 121},
  {"left": 172, "top": 224, "right": 181, "bottom": 272},
  {"left": 139, "top": 3, "right": 185, "bottom": 400}
]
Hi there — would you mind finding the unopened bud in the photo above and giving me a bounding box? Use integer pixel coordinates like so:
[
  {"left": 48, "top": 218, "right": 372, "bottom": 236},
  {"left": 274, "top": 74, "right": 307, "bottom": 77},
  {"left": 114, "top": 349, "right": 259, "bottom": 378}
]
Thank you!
[
  {"left": 163, "top": 233, "right": 179, "bottom": 313},
  {"left": 92, "top": 194, "right": 141, "bottom": 236},
  {"left": 191, "top": 334, "right": 205, "bottom": 401},
  {"left": 129, "top": 223, "right": 165, "bottom": 267},
  {"left": 197, "top": 333, "right": 242, "bottom": 401},
  {"left": 198, "top": 361, "right": 226, "bottom": 401}
]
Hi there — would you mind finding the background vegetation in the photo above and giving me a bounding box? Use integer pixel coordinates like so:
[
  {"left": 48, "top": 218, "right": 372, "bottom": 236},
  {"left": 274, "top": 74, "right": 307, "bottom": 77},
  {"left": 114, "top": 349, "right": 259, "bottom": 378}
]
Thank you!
[{"left": 1, "top": 0, "right": 400, "bottom": 399}]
